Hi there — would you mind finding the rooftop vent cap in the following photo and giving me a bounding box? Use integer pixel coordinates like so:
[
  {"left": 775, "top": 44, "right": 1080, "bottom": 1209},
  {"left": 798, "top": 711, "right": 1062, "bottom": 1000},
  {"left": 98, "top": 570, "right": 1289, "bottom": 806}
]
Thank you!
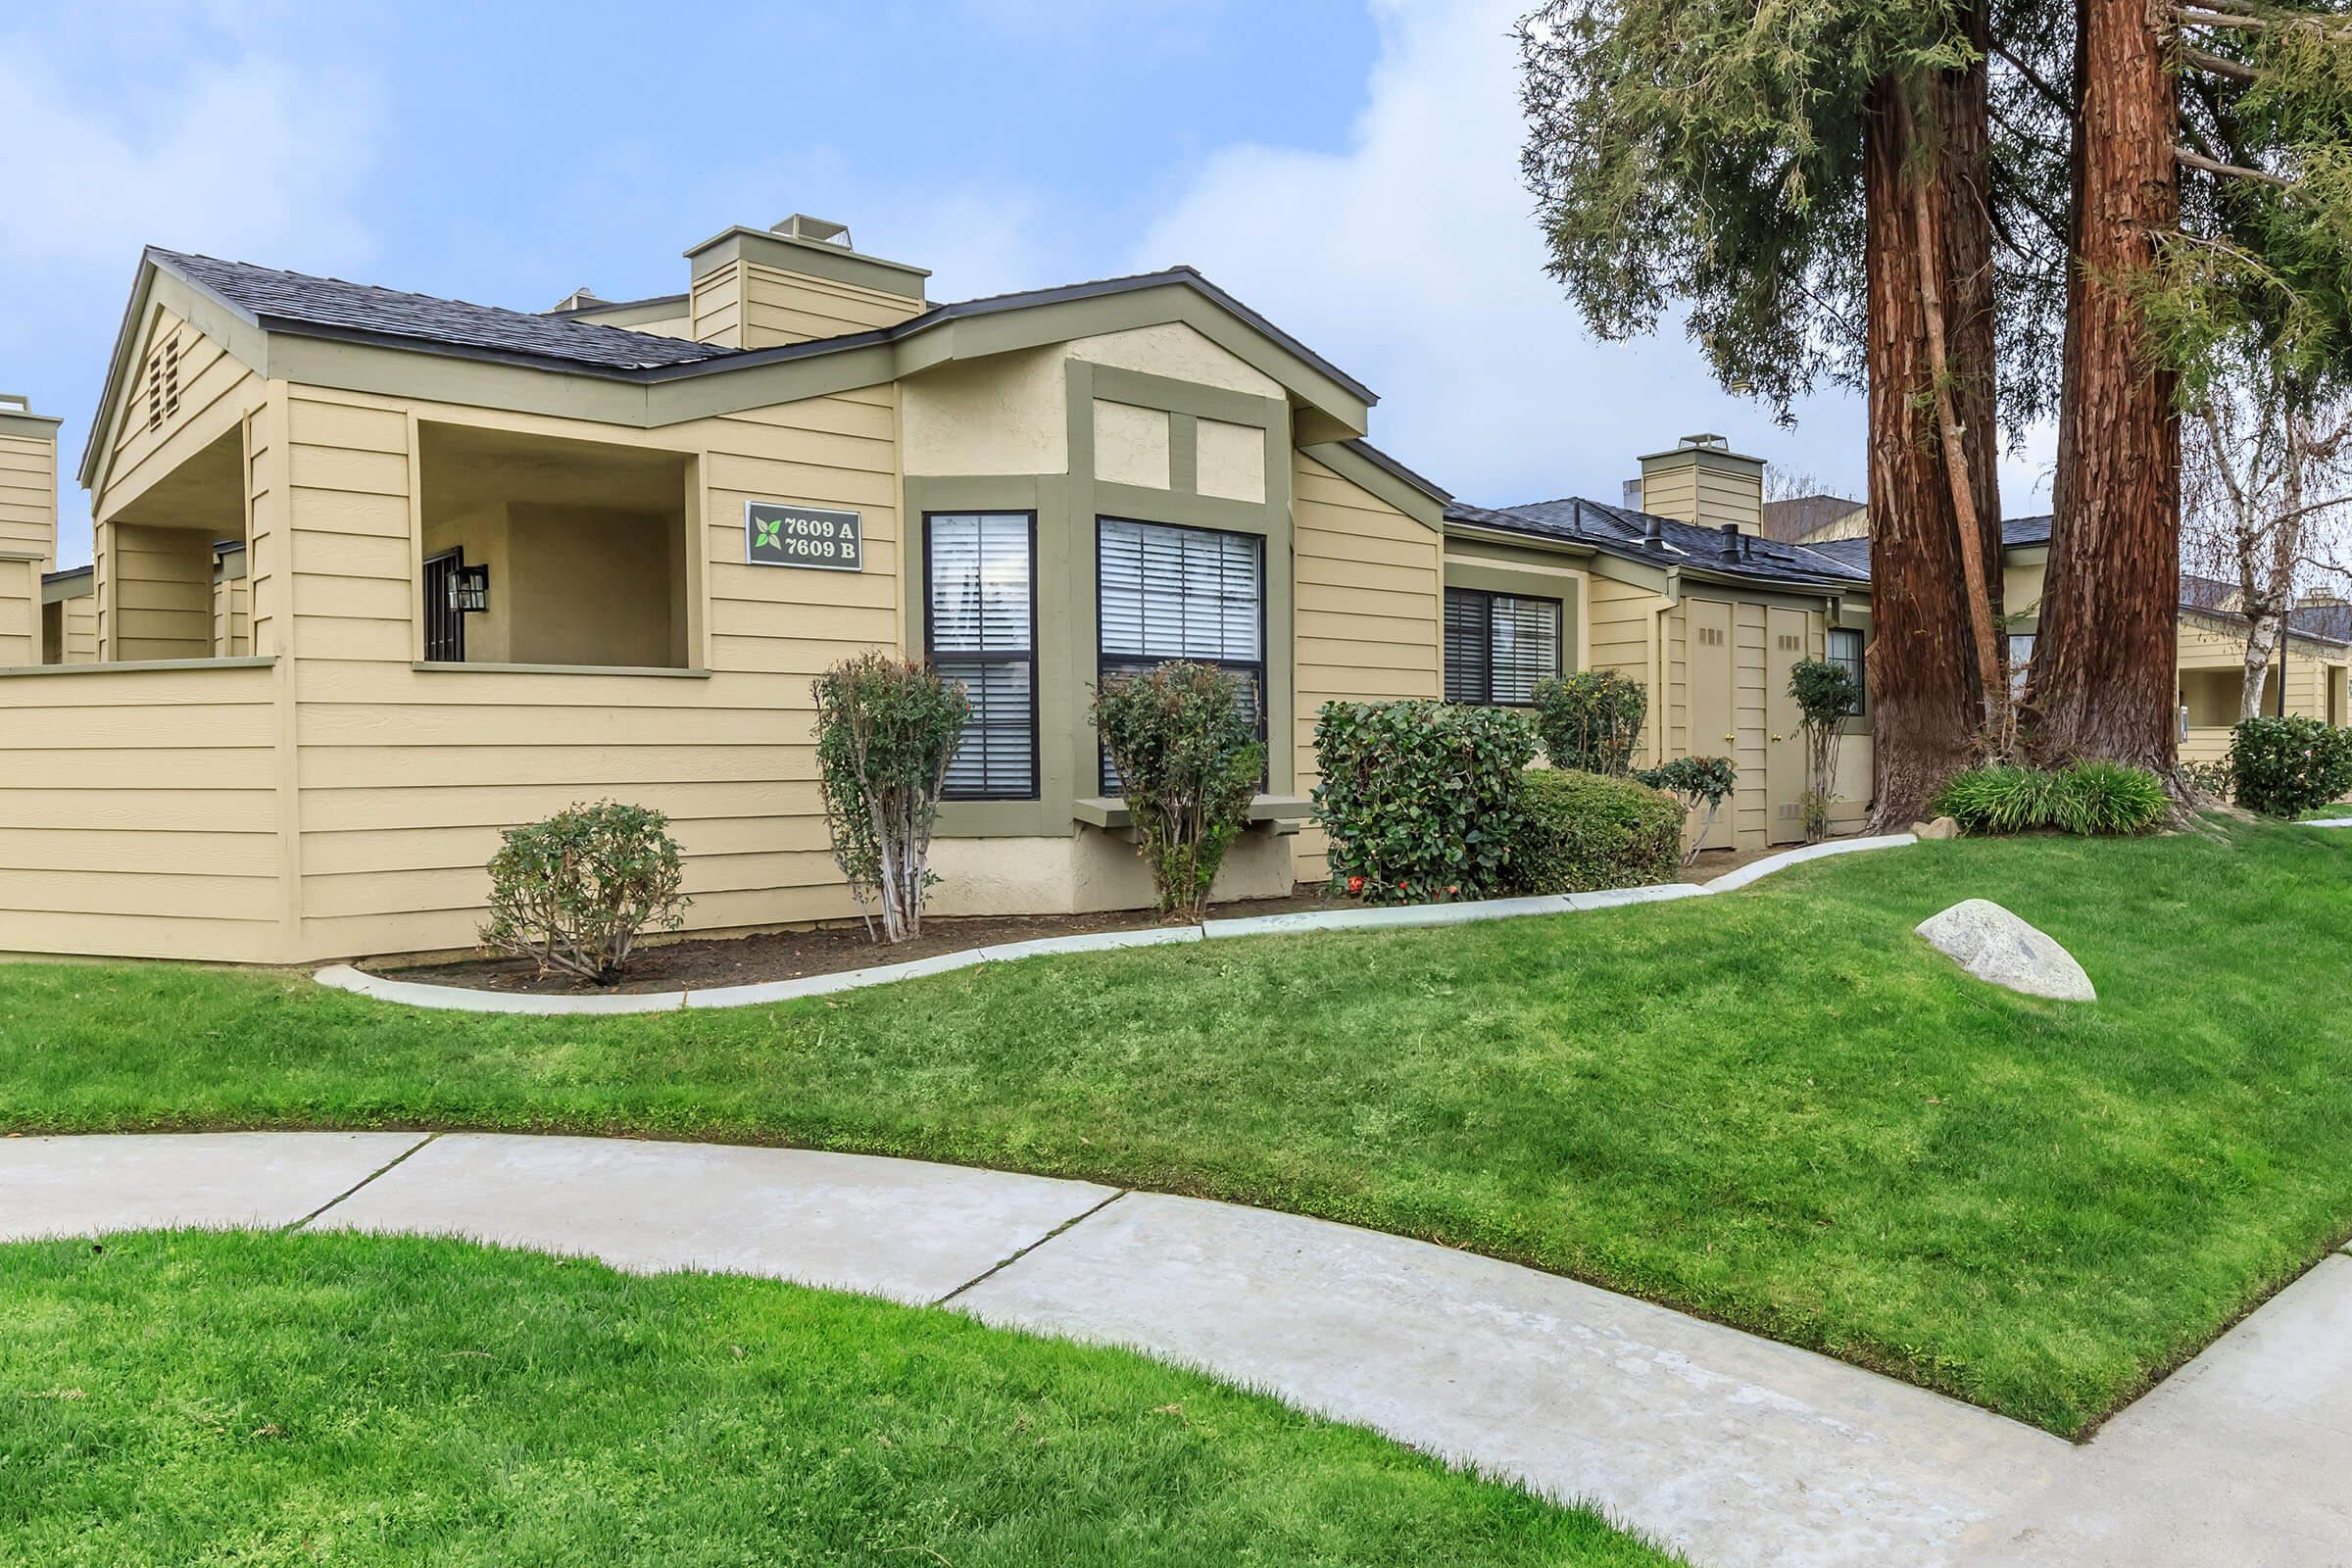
[
  {"left": 1719, "top": 521, "right": 1741, "bottom": 560},
  {"left": 1642, "top": 515, "right": 1665, "bottom": 552},
  {"left": 0, "top": 393, "right": 29, "bottom": 415},
  {"left": 1679, "top": 433, "right": 1732, "bottom": 453},
  {"left": 771, "top": 214, "right": 854, "bottom": 249},
  {"left": 548, "top": 287, "right": 605, "bottom": 314}
]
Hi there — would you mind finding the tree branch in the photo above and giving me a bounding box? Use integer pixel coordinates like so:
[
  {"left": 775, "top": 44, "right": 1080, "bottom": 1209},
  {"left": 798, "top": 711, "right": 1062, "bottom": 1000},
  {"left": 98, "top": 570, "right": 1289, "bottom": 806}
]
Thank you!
[
  {"left": 2178, "top": 8, "right": 2268, "bottom": 30},
  {"left": 2180, "top": 46, "right": 2260, "bottom": 82},
  {"left": 1991, "top": 41, "right": 2072, "bottom": 116},
  {"left": 2176, "top": 145, "right": 2293, "bottom": 187}
]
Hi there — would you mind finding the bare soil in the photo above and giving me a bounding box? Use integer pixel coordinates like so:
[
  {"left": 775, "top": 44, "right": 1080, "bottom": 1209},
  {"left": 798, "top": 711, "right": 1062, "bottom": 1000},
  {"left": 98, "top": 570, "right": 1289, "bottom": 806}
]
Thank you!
[{"left": 374, "top": 887, "right": 1342, "bottom": 996}]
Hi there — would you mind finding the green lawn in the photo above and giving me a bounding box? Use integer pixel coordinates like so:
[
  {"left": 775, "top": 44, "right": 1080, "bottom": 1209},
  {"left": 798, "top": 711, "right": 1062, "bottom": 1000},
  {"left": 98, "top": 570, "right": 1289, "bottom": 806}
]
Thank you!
[
  {"left": 0, "top": 1230, "right": 1667, "bottom": 1567},
  {"left": 4, "top": 819, "right": 2349, "bottom": 1438}
]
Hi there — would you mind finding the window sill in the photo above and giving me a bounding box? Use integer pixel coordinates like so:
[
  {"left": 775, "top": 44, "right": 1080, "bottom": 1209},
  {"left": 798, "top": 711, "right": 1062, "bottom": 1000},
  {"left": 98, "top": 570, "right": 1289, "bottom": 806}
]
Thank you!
[
  {"left": 1074, "top": 793, "right": 1310, "bottom": 835},
  {"left": 411, "top": 662, "right": 711, "bottom": 678}
]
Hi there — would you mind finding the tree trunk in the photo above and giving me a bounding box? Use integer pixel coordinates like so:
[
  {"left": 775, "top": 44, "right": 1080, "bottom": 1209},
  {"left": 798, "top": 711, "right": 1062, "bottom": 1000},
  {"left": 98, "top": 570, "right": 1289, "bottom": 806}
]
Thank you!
[
  {"left": 2239, "top": 612, "right": 2281, "bottom": 718},
  {"left": 2028, "top": 0, "right": 2181, "bottom": 774},
  {"left": 1865, "top": 55, "right": 2002, "bottom": 828}
]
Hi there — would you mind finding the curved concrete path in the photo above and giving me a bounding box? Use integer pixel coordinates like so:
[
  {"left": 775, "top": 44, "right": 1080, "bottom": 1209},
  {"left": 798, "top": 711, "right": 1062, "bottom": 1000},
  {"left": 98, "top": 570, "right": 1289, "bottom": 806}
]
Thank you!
[{"left": 3, "top": 1132, "right": 2345, "bottom": 1568}]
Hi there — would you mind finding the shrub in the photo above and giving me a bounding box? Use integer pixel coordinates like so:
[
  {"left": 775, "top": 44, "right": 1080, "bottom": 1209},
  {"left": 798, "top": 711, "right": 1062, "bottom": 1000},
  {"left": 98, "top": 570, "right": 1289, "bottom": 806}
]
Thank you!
[
  {"left": 2049, "top": 760, "right": 2172, "bottom": 836},
  {"left": 1635, "top": 755, "right": 1738, "bottom": 865},
  {"left": 1509, "top": 769, "right": 1683, "bottom": 894},
  {"left": 814, "top": 653, "right": 970, "bottom": 943},
  {"left": 1788, "top": 658, "right": 1862, "bottom": 843},
  {"left": 2181, "top": 758, "right": 2233, "bottom": 802},
  {"left": 1532, "top": 670, "right": 1648, "bottom": 776},
  {"left": 1312, "top": 700, "right": 1537, "bottom": 904},
  {"left": 1093, "top": 662, "right": 1264, "bottom": 920},
  {"left": 480, "top": 801, "right": 689, "bottom": 984},
  {"left": 1930, "top": 761, "right": 2168, "bottom": 836},
  {"left": 2228, "top": 715, "right": 2352, "bottom": 817}
]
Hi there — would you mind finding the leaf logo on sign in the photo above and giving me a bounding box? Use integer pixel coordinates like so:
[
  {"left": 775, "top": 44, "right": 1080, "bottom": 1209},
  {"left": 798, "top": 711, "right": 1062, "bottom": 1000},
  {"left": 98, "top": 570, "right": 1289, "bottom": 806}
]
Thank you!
[{"left": 756, "top": 516, "right": 783, "bottom": 551}]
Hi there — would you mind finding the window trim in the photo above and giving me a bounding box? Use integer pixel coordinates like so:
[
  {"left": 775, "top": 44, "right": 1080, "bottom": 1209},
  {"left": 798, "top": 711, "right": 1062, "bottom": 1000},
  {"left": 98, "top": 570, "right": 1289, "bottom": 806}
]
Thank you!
[
  {"left": 421, "top": 547, "right": 466, "bottom": 664},
  {"left": 1444, "top": 585, "right": 1564, "bottom": 707},
  {"left": 924, "top": 509, "right": 1042, "bottom": 803},
  {"left": 1094, "top": 514, "right": 1269, "bottom": 796}
]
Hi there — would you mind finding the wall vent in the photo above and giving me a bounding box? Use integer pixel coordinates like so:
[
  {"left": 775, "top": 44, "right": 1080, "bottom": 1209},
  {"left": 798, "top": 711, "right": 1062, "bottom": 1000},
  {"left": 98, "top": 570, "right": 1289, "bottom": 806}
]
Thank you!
[
  {"left": 1697, "top": 626, "right": 1727, "bottom": 647},
  {"left": 1778, "top": 633, "right": 1802, "bottom": 652},
  {"left": 145, "top": 338, "right": 180, "bottom": 432}
]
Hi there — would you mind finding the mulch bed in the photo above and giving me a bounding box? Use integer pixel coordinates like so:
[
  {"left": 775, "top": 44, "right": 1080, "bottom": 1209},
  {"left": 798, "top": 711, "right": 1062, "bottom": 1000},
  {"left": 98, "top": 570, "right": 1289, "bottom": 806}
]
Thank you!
[{"left": 372, "top": 887, "right": 1342, "bottom": 996}]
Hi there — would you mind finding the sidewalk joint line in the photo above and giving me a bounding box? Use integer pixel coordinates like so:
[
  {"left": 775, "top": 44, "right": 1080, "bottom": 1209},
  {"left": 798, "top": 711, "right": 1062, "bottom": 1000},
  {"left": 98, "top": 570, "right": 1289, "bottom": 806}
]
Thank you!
[
  {"left": 934, "top": 1189, "right": 1129, "bottom": 1306},
  {"left": 284, "top": 1132, "right": 439, "bottom": 1232}
]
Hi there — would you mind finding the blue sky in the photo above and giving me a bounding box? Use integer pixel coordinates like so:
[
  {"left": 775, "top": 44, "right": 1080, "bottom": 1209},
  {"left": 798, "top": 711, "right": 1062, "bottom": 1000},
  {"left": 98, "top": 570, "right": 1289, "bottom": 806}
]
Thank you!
[{"left": 3, "top": 0, "right": 2048, "bottom": 566}]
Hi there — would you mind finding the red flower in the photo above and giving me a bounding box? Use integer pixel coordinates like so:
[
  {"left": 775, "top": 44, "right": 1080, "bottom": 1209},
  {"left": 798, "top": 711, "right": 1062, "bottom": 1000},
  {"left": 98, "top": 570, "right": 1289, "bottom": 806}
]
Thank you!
[
  {"left": 1445, "top": 886, "right": 1458, "bottom": 896},
  {"left": 1346, "top": 875, "right": 1364, "bottom": 894}
]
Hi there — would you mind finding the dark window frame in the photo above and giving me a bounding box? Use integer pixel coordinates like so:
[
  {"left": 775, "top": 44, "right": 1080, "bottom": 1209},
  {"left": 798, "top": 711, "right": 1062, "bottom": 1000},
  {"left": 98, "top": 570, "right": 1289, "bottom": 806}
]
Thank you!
[
  {"left": 421, "top": 547, "right": 466, "bottom": 663},
  {"left": 1444, "top": 585, "right": 1564, "bottom": 707},
  {"left": 1095, "top": 515, "right": 1269, "bottom": 796},
  {"left": 1828, "top": 625, "right": 1867, "bottom": 715},
  {"left": 924, "top": 510, "right": 1042, "bottom": 803}
]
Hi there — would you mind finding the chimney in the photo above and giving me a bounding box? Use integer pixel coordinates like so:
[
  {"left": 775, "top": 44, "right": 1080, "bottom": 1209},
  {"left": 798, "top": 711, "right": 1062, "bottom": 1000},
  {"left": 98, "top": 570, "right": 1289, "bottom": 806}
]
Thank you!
[
  {"left": 2298, "top": 590, "right": 2345, "bottom": 610},
  {"left": 682, "top": 213, "right": 931, "bottom": 350},
  {"left": 1638, "top": 432, "right": 1766, "bottom": 536},
  {"left": 0, "top": 393, "right": 63, "bottom": 667}
]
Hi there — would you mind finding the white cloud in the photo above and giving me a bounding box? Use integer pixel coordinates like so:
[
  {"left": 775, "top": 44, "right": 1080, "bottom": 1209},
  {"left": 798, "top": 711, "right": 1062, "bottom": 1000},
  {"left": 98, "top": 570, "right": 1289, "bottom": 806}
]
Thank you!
[
  {"left": 0, "top": 49, "right": 379, "bottom": 270},
  {"left": 1130, "top": 0, "right": 1881, "bottom": 508}
]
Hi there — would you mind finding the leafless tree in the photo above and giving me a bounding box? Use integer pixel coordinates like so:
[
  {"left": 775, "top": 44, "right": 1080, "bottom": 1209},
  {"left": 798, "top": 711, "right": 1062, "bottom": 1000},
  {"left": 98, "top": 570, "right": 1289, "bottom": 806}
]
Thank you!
[{"left": 2181, "top": 366, "right": 2352, "bottom": 718}]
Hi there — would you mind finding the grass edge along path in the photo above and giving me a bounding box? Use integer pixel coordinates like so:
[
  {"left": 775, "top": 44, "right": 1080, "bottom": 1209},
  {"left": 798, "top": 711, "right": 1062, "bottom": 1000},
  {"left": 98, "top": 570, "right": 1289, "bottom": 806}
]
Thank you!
[
  {"left": 4, "top": 819, "right": 2349, "bottom": 1441},
  {"left": 0, "top": 1228, "right": 1681, "bottom": 1568}
]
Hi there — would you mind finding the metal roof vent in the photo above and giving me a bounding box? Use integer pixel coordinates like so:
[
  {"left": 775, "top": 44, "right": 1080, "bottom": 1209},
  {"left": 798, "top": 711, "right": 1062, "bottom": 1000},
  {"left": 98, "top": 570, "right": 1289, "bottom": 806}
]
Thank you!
[
  {"left": 0, "top": 393, "right": 30, "bottom": 416},
  {"left": 1719, "top": 522, "right": 1741, "bottom": 560},
  {"left": 1642, "top": 515, "right": 1665, "bottom": 552},
  {"left": 771, "top": 214, "right": 854, "bottom": 249},
  {"left": 1680, "top": 432, "right": 1732, "bottom": 452},
  {"left": 548, "top": 287, "right": 605, "bottom": 313}
]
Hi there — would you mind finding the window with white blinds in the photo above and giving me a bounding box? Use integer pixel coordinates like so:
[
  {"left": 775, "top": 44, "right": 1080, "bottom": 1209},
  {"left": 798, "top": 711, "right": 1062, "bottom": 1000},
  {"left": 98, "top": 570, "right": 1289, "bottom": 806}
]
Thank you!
[
  {"left": 1097, "top": 517, "right": 1265, "bottom": 793},
  {"left": 1444, "top": 588, "right": 1561, "bottom": 705},
  {"left": 927, "top": 513, "right": 1037, "bottom": 800},
  {"left": 1830, "top": 626, "right": 1868, "bottom": 714}
]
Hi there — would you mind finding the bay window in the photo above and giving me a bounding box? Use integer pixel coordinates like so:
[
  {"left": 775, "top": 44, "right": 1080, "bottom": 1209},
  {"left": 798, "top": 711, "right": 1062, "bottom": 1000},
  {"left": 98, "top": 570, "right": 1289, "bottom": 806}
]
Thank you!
[
  {"left": 927, "top": 512, "right": 1038, "bottom": 800},
  {"left": 1097, "top": 517, "right": 1265, "bottom": 791}
]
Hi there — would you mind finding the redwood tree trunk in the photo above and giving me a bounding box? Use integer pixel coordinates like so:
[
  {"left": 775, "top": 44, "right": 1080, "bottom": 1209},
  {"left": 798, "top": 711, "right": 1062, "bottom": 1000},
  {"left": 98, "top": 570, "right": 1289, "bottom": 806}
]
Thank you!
[
  {"left": 1865, "top": 56, "right": 2002, "bottom": 828},
  {"left": 2028, "top": 0, "right": 2181, "bottom": 773}
]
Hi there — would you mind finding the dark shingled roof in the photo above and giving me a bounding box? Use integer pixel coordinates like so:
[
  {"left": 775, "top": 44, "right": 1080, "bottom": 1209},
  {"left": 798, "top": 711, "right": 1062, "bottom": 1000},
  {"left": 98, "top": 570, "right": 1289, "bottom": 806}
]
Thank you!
[
  {"left": 145, "top": 250, "right": 1379, "bottom": 404},
  {"left": 151, "top": 249, "right": 737, "bottom": 372},
  {"left": 2004, "top": 514, "right": 2054, "bottom": 549},
  {"left": 1446, "top": 495, "right": 1872, "bottom": 589}
]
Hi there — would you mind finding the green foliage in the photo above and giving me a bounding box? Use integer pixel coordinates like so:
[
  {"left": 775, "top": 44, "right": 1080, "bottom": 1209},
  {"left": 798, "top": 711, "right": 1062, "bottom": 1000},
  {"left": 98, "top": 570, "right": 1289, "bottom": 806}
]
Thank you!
[
  {"left": 479, "top": 801, "right": 689, "bottom": 984},
  {"left": 1635, "top": 755, "right": 1738, "bottom": 864},
  {"left": 1531, "top": 669, "right": 1649, "bottom": 776},
  {"left": 813, "top": 654, "right": 969, "bottom": 942},
  {"left": 1931, "top": 762, "right": 2167, "bottom": 836},
  {"left": 1312, "top": 700, "right": 1537, "bottom": 904},
  {"left": 1788, "top": 657, "right": 1862, "bottom": 841},
  {"left": 2182, "top": 758, "right": 2235, "bottom": 802},
  {"left": 1093, "top": 662, "right": 1265, "bottom": 920},
  {"left": 1509, "top": 768, "right": 1685, "bottom": 894},
  {"left": 1517, "top": 0, "right": 1981, "bottom": 416},
  {"left": 2229, "top": 714, "right": 2352, "bottom": 816}
]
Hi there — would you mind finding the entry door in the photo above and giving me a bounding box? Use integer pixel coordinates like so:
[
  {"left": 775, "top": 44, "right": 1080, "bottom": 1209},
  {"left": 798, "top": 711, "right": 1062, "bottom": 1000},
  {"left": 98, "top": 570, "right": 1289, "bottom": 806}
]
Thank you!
[
  {"left": 1688, "top": 600, "right": 1738, "bottom": 852},
  {"left": 1766, "top": 609, "right": 1808, "bottom": 845}
]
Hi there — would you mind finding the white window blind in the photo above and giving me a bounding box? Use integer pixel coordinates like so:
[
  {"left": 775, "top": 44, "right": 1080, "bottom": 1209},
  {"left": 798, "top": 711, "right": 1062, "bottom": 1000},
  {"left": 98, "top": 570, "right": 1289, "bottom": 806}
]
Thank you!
[
  {"left": 928, "top": 513, "right": 1036, "bottom": 800},
  {"left": 1097, "top": 518, "right": 1265, "bottom": 792},
  {"left": 1445, "top": 588, "right": 1560, "bottom": 705}
]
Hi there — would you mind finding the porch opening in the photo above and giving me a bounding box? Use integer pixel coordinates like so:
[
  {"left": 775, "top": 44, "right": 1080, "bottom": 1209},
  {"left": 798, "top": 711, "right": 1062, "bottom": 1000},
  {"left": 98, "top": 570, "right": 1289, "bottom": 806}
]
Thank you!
[
  {"left": 417, "top": 422, "right": 695, "bottom": 669},
  {"left": 102, "top": 423, "right": 246, "bottom": 661},
  {"left": 2179, "top": 667, "right": 2245, "bottom": 729}
]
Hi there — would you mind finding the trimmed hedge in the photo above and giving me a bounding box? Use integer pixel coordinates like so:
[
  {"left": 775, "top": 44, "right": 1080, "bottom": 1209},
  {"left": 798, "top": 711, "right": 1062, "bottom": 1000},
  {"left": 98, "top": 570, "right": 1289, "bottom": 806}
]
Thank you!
[
  {"left": 1509, "top": 769, "right": 1684, "bottom": 895},
  {"left": 1930, "top": 761, "right": 2168, "bottom": 837},
  {"left": 1531, "top": 670, "right": 1648, "bottom": 776},
  {"left": 2228, "top": 715, "right": 2352, "bottom": 817},
  {"left": 1312, "top": 700, "right": 1537, "bottom": 904}
]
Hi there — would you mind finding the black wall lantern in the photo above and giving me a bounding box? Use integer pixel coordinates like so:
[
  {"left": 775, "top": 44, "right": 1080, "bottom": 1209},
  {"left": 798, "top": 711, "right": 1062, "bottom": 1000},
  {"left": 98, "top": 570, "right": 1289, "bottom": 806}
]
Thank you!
[{"left": 447, "top": 563, "right": 490, "bottom": 613}]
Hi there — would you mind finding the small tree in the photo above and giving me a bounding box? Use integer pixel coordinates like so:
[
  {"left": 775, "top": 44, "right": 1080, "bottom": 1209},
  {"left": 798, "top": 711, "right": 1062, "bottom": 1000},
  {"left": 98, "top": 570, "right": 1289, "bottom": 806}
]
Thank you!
[
  {"left": 1636, "top": 756, "right": 1739, "bottom": 867},
  {"left": 1788, "top": 658, "right": 1863, "bottom": 842},
  {"left": 1532, "top": 670, "right": 1648, "bottom": 776},
  {"left": 813, "top": 653, "right": 969, "bottom": 943},
  {"left": 2229, "top": 715, "right": 2352, "bottom": 818},
  {"left": 480, "top": 801, "right": 689, "bottom": 984},
  {"left": 1093, "top": 662, "right": 1263, "bottom": 920}
]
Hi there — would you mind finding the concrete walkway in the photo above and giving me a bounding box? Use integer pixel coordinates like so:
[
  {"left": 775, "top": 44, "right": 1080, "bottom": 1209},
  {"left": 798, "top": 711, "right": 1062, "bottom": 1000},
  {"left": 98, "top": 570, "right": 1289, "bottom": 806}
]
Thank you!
[{"left": 3, "top": 1132, "right": 2345, "bottom": 1568}]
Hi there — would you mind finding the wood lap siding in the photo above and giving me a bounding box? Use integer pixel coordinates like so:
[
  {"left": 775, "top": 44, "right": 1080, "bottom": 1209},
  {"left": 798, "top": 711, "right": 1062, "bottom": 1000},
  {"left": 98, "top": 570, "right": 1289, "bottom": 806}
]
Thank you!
[
  {"left": 1291, "top": 454, "right": 1443, "bottom": 882},
  {"left": 1586, "top": 576, "right": 1665, "bottom": 763},
  {"left": 284, "top": 387, "right": 901, "bottom": 956},
  {"left": 741, "top": 264, "right": 920, "bottom": 345},
  {"left": 0, "top": 663, "right": 284, "bottom": 960}
]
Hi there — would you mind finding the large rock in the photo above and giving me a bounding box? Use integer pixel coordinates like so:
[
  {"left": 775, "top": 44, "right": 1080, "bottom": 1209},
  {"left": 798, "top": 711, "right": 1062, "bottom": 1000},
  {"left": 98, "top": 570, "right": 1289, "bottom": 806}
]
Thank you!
[{"left": 1915, "top": 899, "right": 2096, "bottom": 1002}]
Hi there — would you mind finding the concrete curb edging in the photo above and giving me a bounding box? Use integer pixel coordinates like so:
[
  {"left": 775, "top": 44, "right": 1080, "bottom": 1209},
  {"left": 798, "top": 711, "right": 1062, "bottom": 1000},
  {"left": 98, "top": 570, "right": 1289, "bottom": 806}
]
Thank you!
[{"left": 315, "top": 833, "right": 1920, "bottom": 1015}]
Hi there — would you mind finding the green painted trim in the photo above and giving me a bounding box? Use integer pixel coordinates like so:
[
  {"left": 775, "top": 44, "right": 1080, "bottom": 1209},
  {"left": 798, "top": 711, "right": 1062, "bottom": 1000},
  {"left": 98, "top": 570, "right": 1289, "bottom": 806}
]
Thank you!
[
  {"left": 1677, "top": 578, "right": 1849, "bottom": 616},
  {"left": 41, "top": 570, "right": 93, "bottom": 605},
  {"left": 683, "top": 226, "right": 931, "bottom": 298},
  {"left": 1303, "top": 441, "right": 1444, "bottom": 530},
  {"left": 0, "top": 546, "right": 43, "bottom": 563},
  {"left": 1086, "top": 364, "right": 1285, "bottom": 429},
  {"left": 0, "top": 655, "right": 274, "bottom": 678},
  {"left": 556, "top": 296, "right": 691, "bottom": 330}
]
